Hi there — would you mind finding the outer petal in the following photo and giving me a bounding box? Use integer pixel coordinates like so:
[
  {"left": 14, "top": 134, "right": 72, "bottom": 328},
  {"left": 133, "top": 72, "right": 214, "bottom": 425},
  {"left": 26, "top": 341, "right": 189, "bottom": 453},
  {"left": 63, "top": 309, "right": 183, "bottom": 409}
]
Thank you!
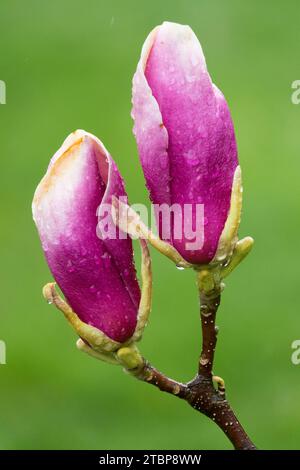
[
  {"left": 132, "top": 27, "right": 171, "bottom": 240},
  {"left": 32, "top": 130, "right": 140, "bottom": 343},
  {"left": 132, "top": 22, "right": 238, "bottom": 264}
]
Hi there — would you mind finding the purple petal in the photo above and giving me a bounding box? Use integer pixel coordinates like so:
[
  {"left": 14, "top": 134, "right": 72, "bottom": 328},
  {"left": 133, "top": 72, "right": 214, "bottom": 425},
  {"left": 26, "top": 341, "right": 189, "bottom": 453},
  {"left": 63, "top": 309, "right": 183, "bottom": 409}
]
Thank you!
[
  {"left": 32, "top": 130, "right": 140, "bottom": 342},
  {"left": 132, "top": 22, "right": 238, "bottom": 264}
]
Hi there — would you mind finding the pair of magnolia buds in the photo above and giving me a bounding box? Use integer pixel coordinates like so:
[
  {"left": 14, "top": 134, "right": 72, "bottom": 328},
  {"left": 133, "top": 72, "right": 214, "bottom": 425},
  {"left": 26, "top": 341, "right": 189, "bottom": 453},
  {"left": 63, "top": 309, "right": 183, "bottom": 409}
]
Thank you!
[{"left": 32, "top": 22, "right": 253, "bottom": 367}]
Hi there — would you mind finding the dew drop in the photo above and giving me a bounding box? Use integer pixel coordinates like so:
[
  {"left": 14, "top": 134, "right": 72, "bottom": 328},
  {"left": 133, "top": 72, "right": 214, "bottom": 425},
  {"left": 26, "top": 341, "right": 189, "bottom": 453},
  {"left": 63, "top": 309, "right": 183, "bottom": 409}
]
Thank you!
[
  {"left": 67, "top": 260, "right": 75, "bottom": 273},
  {"left": 184, "top": 149, "right": 199, "bottom": 167},
  {"left": 42, "top": 241, "right": 49, "bottom": 252},
  {"left": 176, "top": 265, "right": 185, "bottom": 271},
  {"left": 190, "top": 55, "right": 199, "bottom": 67},
  {"left": 94, "top": 254, "right": 101, "bottom": 265},
  {"left": 101, "top": 252, "right": 111, "bottom": 268},
  {"left": 159, "top": 156, "right": 168, "bottom": 169}
]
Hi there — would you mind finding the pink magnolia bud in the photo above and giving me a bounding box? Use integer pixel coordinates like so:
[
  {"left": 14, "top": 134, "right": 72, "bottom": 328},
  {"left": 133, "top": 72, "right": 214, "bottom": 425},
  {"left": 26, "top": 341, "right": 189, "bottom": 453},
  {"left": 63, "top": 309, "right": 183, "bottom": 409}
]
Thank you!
[
  {"left": 132, "top": 22, "right": 241, "bottom": 265},
  {"left": 32, "top": 130, "right": 141, "bottom": 343}
]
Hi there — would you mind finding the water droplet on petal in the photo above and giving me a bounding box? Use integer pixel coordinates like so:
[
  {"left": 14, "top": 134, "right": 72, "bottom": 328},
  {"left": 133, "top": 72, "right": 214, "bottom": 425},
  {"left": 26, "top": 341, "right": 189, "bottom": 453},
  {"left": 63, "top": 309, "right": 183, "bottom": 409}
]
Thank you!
[
  {"left": 184, "top": 149, "right": 199, "bottom": 167},
  {"left": 94, "top": 254, "right": 101, "bottom": 265},
  {"left": 67, "top": 260, "right": 75, "bottom": 273},
  {"left": 42, "top": 241, "right": 49, "bottom": 252},
  {"left": 101, "top": 252, "right": 111, "bottom": 268},
  {"left": 190, "top": 54, "right": 200, "bottom": 67},
  {"left": 79, "top": 257, "right": 87, "bottom": 266},
  {"left": 159, "top": 155, "right": 168, "bottom": 169}
]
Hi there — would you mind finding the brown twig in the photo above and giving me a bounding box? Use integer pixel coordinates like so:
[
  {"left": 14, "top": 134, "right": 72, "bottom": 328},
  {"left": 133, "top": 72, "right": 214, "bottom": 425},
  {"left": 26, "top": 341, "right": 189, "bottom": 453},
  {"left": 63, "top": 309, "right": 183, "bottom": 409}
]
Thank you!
[
  {"left": 129, "top": 273, "right": 256, "bottom": 450},
  {"left": 132, "top": 362, "right": 187, "bottom": 398}
]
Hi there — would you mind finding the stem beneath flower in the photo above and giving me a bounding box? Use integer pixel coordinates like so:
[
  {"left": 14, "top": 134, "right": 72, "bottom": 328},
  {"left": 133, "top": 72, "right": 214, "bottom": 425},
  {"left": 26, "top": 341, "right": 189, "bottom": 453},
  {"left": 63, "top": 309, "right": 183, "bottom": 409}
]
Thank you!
[
  {"left": 198, "top": 289, "right": 220, "bottom": 378},
  {"left": 131, "top": 361, "right": 187, "bottom": 398},
  {"left": 127, "top": 272, "right": 256, "bottom": 450}
]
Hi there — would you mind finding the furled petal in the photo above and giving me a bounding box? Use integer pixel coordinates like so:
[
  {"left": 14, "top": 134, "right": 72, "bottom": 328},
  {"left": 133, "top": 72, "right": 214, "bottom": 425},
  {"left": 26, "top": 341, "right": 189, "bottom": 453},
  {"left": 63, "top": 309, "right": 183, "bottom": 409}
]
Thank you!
[
  {"left": 32, "top": 130, "right": 140, "bottom": 343},
  {"left": 132, "top": 22, "right": 239, "bottom": 264}
]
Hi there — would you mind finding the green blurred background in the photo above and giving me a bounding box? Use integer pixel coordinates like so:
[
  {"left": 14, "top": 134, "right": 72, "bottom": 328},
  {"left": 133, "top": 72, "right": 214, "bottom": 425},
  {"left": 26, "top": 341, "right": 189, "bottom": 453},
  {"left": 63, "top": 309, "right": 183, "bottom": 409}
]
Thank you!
[{"left": 0, "top": 0, "right": 299, "bottom": 450}]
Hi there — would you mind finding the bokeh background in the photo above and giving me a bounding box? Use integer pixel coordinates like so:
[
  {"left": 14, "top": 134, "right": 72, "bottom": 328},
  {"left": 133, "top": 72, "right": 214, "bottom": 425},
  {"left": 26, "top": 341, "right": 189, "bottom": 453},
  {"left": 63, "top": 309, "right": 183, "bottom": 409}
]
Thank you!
[{"left": 0, "top": 0, "right": 299, "bottom": 450}]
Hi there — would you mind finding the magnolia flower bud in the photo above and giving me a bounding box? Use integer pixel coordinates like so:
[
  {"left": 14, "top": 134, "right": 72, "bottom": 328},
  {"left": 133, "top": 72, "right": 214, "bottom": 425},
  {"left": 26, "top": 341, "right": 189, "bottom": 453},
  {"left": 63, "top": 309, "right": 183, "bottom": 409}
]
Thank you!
[
  {"left": 32, "top": 130, "right": 151, "bottom": 356},
  {"left": 132, "top": 22, "right": 242, "bottom": 265}
]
